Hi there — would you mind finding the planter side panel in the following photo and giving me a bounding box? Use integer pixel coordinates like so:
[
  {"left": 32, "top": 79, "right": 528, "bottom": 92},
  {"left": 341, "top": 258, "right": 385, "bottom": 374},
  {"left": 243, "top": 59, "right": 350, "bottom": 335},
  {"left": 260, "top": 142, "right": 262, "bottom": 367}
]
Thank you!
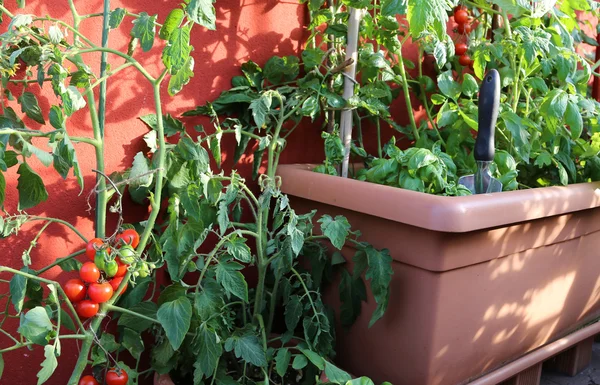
[{"left": 290, "top": 197, "right": 600, "bottom": 385}]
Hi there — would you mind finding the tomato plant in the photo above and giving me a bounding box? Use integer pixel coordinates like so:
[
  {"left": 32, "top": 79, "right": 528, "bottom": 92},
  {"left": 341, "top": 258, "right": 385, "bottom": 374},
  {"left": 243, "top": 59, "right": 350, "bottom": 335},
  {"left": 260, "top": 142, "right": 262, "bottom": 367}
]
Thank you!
[
  {"left": 64, "top": 279, "right": 87, "bottom": 303},
  {"left": 88, "top": 282, "right": 114, "bottom": 304}
]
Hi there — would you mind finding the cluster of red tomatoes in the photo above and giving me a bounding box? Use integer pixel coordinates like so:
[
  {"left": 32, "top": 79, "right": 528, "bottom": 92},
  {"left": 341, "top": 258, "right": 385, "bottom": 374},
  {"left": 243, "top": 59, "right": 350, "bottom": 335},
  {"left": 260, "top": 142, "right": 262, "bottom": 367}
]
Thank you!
[
  {"left": 453, "top": 4, "right": 474, "bottom": 67},
  {"left": 79, "top": 368, "right": 128, "bottom": 385},
  {"left": 64, "top": 229, "right": 140, "bottom": 319}
]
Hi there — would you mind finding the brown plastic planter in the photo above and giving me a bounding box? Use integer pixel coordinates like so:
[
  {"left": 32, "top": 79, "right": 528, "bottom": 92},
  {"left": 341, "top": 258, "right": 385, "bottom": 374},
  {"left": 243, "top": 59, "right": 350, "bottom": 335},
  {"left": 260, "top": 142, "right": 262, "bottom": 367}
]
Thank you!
[{"left": 278, "top": 164, "right": 600, "bottom": 385}]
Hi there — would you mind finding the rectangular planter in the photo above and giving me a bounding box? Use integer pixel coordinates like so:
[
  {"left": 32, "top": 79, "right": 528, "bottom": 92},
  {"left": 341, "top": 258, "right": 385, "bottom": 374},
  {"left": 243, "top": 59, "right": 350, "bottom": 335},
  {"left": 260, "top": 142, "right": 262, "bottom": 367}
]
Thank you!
[{"left": 278, "top": 163, "right": 600, "bottom": 385}]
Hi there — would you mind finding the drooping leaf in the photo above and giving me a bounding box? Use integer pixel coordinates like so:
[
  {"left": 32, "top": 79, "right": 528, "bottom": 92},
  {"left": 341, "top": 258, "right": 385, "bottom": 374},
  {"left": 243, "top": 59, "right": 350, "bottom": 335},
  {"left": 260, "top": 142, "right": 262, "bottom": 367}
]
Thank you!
[
  {"left": 318, "top": 215, "right": 351, "bottom": 250},
  {"left": 18, "top": 92, "right": 45, "bottom": 124},
  {"left": 216, "top": 261, "right": 248, "bottom": 302},
  {"left": 162, "top": 25, "right": 193, "bottom": 74},
  {"left": 194, "top": 279, "right": 223, "bottom": 320},
  {"left": 17, "top": 163, "right": 48, "bottom": 210},
  {"left": 249, "top": 93, "right": 272, "bottom": 129},
  {"left": 10, "top": 272, "right": 27, "bottom": 314},
  {"left": 18, "top": 307, "right": 53, "bottom": 345},
  {"left": 194, "top": 324, "right": 222, "bottom": 379},
  {"left": 129, "top": 151, "right": 153, "bottom": 188},
  {"left": 565, "top": 100, "right": 583, "bottom": 139},
  {"left": 60, "top": 85, "right": 86, "bottom": 116},
  {"left": 285, "top": 295, "right": 302, "bottom": 332},
  {"left": 275, "top": 348, "right": 291, "bottom": 377},
  {"left": 168, "top": 56, "right": 195, "bottom": 96},
  {"left": 186, "top": 0, "right": 217, "bottom": 30},
  {"left": 48, "top": 25, "right": 64, "bottom": 44},
  {"left": 157, "top": 297, "right": 192, "bottom": 350},
  {"left": 51, "top": 135, "right": 83, "bottom": 188},
  {"left": 48, "top": 106, "right": 64, "bottom": 129},
  {"left": 159, "top": 8, "right": 185, "bottom": 40},
  {"left": 109, "top": 8, "right": 126, "bottom": 29},
  {"left": 324, "top": 361, "right": 352, "bottom": 384},
  {"left": 130, "top": 12, "right": 157, "bottom": 52},
  {"left": 225, "top": 235, "right": 252, "bottom": 263},
  {"left": 37, "top": 345, "right": 58, "bottom": 385},
  {"left": 224, "top": 330, "right": 267, "bottom": 367}
]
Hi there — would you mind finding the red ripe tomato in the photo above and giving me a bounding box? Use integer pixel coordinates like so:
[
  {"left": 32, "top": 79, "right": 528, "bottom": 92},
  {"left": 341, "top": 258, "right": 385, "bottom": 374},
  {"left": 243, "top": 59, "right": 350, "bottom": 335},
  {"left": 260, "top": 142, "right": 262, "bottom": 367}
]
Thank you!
[
  {"left": 88, "top": 282, "right": 114, "bottom": 303},
  {"left": 64, "top": 279, "right": 87, "bottom": 303},
  {"left": 79, "top": 375, "right": 99, "bottom": 385},
  {"left": 455, "top": 42, "right": 468, "bottom": 56},
  {"left": 80, "top": 262, "right": 100, "bottom": 283},
  {"left": 115, "top": 229, "right": 140, "bottom": 249},
  {"left": 457, "top": 23, "right": 472, "bottom": 34},
  {"left": 459, "top": 54, "right": 473, "bottom": 66},
  {"left": 115, "top": 258, "right": 128, "bottom": 277},
  {"left": 454, "top": 9, "right": 469, "bottom": 24},
  {"left": 106, "top": 368, "right": 129, "bottom": 385},
  {"left": 86, "top": 238, "right": 105, "bottom": 261},
  {"left": 109, "top": 276, "right": 128, "bottom": 295},
  {"left": 75, "top": 300, "right": 99, "bottom": 318}
]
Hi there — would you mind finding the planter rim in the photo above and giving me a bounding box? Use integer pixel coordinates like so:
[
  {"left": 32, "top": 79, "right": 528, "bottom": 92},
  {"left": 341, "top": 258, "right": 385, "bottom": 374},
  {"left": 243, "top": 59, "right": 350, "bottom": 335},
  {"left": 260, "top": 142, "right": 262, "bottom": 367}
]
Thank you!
[{"left": 278, "top": 163, "right": 600, "bottom": 232}]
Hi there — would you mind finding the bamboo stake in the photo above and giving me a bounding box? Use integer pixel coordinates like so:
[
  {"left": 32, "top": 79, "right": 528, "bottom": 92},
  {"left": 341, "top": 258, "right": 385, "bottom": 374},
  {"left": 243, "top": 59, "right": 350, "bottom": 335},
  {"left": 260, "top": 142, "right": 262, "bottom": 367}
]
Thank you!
[{"left": 340, "top": 8, "right": 364, "bottom": 178}]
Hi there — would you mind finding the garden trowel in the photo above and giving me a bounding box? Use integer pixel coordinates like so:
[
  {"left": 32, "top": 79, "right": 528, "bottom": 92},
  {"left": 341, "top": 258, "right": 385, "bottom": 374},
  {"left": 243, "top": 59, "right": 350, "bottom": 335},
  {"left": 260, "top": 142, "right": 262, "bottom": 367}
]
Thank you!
[{"left": 458, "top": 69, "right": 503, "bottom": 194}]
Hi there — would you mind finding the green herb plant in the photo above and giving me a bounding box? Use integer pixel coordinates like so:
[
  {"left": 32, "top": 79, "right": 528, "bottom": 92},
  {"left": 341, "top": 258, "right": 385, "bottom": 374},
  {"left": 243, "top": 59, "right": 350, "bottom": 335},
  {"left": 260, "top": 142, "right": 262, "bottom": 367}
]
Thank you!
[{"left": 0, "top": 1, "right": 393, "bottom": 385}]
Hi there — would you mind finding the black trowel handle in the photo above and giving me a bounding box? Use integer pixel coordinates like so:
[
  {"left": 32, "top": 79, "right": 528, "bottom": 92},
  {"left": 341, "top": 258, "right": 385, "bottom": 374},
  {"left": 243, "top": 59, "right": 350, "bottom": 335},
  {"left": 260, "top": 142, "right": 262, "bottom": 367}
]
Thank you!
[{"left": 474, "top": 69, "right": 501, "bottom": 162}]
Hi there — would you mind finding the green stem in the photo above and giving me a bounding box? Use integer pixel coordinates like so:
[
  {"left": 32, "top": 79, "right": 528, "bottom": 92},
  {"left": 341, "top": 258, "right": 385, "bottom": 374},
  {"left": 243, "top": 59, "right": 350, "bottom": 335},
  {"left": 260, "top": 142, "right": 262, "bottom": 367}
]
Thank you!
[
  {"left": 0, "top": 4, "right": 14, "bottom": 18},
  {"left": 98, "top": 0, "right": 111, "bottom": 138},
  {"left": 76, "top": 48, "right": 156, "bottom": 83},
  {"left": 0, "top": 129, "right": 99, "bottom": 146},
  {"left": 512, "top": 53, "right": 524, "bottom": 112},
  {"left": 418, "top": 48, "right": 446, "bottom": 147},
  {"left": 266, "top": 276, "right": 280, "bottom": 335},
  {"left": 375, "top": 118, "right": 382, "bottom": 158},
  {"left": 27, "top": 216, "right": 88, "bottom": 243},
  {"left": 35, "top": 250, "right": 85, "bottom": 275},
  {"left": 396, "top": 48, "right": 420, "bottom": 141},
  {"left": 105, "top": 304, "right": 159, "bottom": 324}
]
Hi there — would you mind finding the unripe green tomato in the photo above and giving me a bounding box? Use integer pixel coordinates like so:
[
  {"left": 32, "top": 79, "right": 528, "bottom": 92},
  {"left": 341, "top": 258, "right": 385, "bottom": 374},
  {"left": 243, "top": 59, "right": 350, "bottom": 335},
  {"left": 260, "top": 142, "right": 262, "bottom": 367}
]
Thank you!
[
  {"left": 138, "top": 262, "right": 150, "bottom": 278},
  {"left": 118, "top": 245, "right": 137, "bottom": 264},
  {"left": 94, "top": 250, "right": 108, "bottom": 271},
  {"left": 187, "top": 261, "right": 197, "bottom": 272},
  {"left": 104, "top": 260, "right": 119, "bottom": 277}
]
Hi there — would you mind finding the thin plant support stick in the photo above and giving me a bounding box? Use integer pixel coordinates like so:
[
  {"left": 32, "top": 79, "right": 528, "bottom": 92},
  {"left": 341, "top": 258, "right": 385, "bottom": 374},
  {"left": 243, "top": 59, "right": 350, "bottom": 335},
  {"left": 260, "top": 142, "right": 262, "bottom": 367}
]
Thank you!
[{"left": 340, "top": 7, "right": 364, "bottom": 178}]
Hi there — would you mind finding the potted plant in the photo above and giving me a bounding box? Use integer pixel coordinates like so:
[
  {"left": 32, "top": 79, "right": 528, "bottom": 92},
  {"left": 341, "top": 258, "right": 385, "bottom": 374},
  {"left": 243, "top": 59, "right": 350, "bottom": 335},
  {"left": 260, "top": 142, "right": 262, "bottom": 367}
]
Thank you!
[
  {"left": 274, "top": 0, "right": 600, "bottom": 385},
  {"left": 0, "top": 1, "right": 392, "bottom": 384}
]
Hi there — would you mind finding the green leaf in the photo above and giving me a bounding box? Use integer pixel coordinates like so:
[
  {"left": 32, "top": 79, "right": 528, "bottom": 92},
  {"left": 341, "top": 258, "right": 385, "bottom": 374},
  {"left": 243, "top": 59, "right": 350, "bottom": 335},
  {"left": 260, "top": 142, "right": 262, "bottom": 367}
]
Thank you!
[
  {"left": 249, "top": 93, "right": 272, "bottom": 128},
  {"left": 55, "top": 256, "right": 82, "bottom": 272},
  {"left": 540, "top": 88, "right": 568, "bottom": 119},
  {"left": 209, "top": 130, "right": 222, "bottom": 168},
  {"left": 49, "top": 106, "right": 64, "bottom": 129},
  {"left": 292, "top": 354, "right": 308, "bottom": 370},
  {"left": 187, "top": 0, "right": 217, "bottom": 30},
  {"left": 194, "top": 324, "right": 222, "bottom": 379},
  {"left": 109, "top": 8, "right": 126, "bottom": 29},
  {"left": 158, "top": 284, "right": 187, "bottom": 307},
  {"left": 37, "top": 345, "right": 58, "bottom": 385},
  {"left": 195, "top": 279, "right": 223, "bottom": 320},
  {"left": 225, "top": 235, "right": 252, "bottom": 263},
  {"left": 300, "top": 349, "right": 325, "bottom": 370},
  {"left": 10, "top": 272, "right": 27, "bottom": 314},
  {"left": 157, "top": 297, "right": 192, "bottom": 350},
  {"left": 18, "top": 92, "right": 45, "bottom": 124},
  {"left": 565, "top": 100, "right": 583, "bottom": 139},
  {"left": 216, "top": 261, "right": 248, "bottom": 302},
  {"left": 0, "top": 353, "right": 4, "bottom": 379},
  {"left": 381, "top": 0, "right": 407, "bottom": 16},
  {"left": 339, "top": 269, "right": 366, "bottom": 327},
  {"left": 122, "top": 327, "right": 144, "bottom": 359},
  {"left": 437, "top": 71, "right": 461, "bottom": 100},
  {"left": 501, "top": 111, "right": 530, "bottom": 162},
  {"left": 52, "top": 135, "right": 83, "bottom": 188},
  {"left": 275, "top": 348, "right": 291, "bottom": 377},
  {"left": 131, "top": 12, "right": 157, "bottom": 52},
  {"left": 264, "top": 56, "right": 300, "bottom": 85},
  {"left": 17, "top": 162, "right": 48, "bottom": 210},
  {"left": 461, "top": 74, "right": 479, "bottom": 98},
  {"left": 159, "top": 8, "right": 185, "bottom": 40},
  {"left": 129, "top": 152, "right": 153, "bottom": 188},
  {"left": 324, "top": 361, "right": 352, "bottom": 384},
  {"left": 318, "top": 215, "right": 351, "bottom": 250},
  {"left": 118, "top": 302, "right": 157, "bottom": 332},
  {"left": 60, "top": 85, "right": 86, "bottom": 116},
  {"left": 162, "top": 25, "right": 192, "bottom": 74},
  {"left": 407, "top": 0, "right": 449, "bottom": 40},
  {"left": 285, "top": 295, "right": 302, "bottom": 332},
  {"left": 354, "top": 245, "right": 393, "bottom": 327},
  {"left": 347, "top": 377, "right": 375, "bottom": 385},
  {"left": 224, "top": 331, "right": 267, "bottom": 367},
  {"left": 18, "top": 307, "right": 53, "bottom": 345},
  {"left": 48, "top": 25, "right": 64, "bottom": 44},
  {"left": 168, "top": 56, "right": 195, "bottom": 96}
]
